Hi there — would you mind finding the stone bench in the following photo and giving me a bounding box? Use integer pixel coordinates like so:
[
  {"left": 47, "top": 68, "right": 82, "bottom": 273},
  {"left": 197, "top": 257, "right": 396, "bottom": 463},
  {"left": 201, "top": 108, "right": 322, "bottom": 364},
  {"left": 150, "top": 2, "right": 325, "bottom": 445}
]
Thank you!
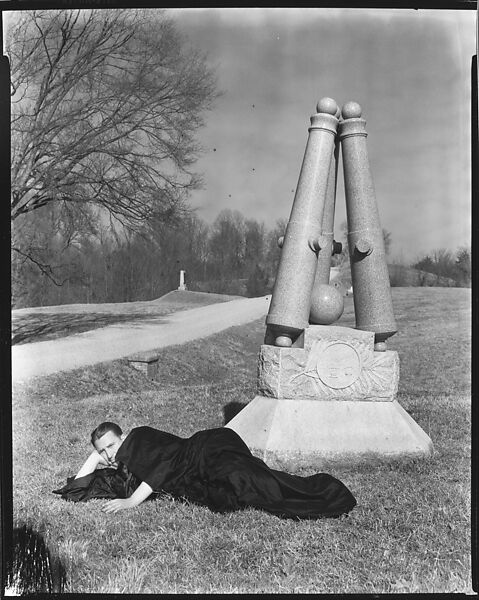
[{"left": 127, "top": 350, "right": 160, "bottom": 378}]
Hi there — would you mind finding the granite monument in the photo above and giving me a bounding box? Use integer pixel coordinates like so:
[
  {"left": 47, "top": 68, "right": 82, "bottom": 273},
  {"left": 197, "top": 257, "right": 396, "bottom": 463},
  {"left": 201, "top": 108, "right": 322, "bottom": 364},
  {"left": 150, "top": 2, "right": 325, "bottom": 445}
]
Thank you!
[{"left": 226, "top": 98, "right": 433, "bottom": 469}]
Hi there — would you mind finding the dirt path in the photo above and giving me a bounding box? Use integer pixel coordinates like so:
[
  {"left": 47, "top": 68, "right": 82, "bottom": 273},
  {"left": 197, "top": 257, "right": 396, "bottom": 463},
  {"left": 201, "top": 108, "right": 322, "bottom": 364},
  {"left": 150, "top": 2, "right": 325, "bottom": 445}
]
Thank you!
[{"left": 12, "top": 295, "right": 271, "bottom": 382}]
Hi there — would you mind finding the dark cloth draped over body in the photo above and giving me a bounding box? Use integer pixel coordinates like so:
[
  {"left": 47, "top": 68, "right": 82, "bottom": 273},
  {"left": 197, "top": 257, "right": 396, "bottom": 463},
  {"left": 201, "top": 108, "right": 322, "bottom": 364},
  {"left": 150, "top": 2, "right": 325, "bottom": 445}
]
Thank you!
[{"left": 53, "top": 426, "right": 356, "bottom": 519}]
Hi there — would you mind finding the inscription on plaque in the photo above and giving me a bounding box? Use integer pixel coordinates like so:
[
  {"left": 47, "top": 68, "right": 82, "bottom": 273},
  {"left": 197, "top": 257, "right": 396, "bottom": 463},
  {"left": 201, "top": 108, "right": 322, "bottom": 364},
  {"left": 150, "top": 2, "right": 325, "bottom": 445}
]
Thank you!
[{"left": 316, "top": 342, "right": 361, "bottom": 389}]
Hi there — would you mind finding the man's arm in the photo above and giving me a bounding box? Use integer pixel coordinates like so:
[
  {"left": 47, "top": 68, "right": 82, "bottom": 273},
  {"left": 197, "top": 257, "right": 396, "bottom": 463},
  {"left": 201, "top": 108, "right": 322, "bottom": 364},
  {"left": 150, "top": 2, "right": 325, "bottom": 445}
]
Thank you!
[
  {"left": 74, "top": 450, "right": 108, "bottom": 479},
  {"left": 102, "top": 482, "right": 154, "bottom": 514}
]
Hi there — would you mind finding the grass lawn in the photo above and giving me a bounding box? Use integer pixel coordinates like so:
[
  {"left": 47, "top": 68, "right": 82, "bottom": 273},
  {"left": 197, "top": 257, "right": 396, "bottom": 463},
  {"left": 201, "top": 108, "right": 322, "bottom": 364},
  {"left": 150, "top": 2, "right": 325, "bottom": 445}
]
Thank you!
[{"left": 11, "top": 287, "right": 472, "bottom": 593}]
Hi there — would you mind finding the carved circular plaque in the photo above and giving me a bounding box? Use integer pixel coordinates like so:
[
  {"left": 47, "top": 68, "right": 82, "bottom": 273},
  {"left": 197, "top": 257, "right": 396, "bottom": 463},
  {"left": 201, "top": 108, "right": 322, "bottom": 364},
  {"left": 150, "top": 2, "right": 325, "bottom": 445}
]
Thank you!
[{"left": 316, "top": 342, "right": 361, "bottom": 389}]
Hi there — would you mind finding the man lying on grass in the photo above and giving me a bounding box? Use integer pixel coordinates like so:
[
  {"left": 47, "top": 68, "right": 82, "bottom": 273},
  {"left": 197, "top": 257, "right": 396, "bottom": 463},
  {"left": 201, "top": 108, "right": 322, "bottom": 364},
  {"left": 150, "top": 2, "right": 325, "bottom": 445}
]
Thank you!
[{"left": 54, "top": 421, "right": 356, "bottom": 520}]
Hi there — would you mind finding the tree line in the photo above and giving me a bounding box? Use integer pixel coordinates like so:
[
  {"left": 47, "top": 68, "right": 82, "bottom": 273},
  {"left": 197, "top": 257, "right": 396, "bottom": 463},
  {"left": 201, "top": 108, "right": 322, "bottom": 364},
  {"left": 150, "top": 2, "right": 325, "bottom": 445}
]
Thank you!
[
  {"left": 411, "top": 248, "right": 471, "bottom": 287},
  {"left": 12, "top": 207, "right": 286, "bottom": 307},
  {"left": 12, "top": 204, "right": 470, "bottom": 309}
]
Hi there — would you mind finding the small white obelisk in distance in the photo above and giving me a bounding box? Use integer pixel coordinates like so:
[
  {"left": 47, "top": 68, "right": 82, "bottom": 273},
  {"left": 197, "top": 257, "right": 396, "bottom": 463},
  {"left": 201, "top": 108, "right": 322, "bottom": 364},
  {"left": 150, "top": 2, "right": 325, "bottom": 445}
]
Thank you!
[{"left": 178, "top": 270, "right": 186, "bottom": 291}]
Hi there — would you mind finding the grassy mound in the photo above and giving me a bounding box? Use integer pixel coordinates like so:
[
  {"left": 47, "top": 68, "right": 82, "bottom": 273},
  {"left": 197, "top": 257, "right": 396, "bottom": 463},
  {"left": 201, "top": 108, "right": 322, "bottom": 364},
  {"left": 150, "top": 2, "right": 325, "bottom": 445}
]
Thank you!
[
  {"left": 154, "top": 289, "right": 244, "bottom": 305},
  {"left": 11, "top": 287, "right": 471, "bottom": 593},
  {"left": 12, "top": 290, "right": 242, "bottom": 345}
]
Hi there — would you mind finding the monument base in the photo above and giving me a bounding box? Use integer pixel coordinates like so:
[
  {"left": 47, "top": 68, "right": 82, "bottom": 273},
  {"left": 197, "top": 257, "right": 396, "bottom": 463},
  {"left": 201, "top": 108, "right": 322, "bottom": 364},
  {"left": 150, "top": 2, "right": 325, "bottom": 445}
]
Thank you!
[{"left": 225, "top": 395, "right": 434, "bottom": 471}]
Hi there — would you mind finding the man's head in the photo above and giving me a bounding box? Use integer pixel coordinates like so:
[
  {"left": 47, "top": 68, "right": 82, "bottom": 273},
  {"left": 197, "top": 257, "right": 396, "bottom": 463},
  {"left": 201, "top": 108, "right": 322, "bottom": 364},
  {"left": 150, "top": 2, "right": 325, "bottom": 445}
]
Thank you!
[{"left": 91, "top": 422, "right": 124, "bottom": 467}]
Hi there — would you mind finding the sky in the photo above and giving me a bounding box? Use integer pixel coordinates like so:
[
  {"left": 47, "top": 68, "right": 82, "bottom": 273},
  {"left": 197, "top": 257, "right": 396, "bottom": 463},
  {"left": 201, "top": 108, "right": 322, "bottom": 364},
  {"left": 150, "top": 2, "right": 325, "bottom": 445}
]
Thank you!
[
  {"left": 4, "top": 7, "right": 476, "bottom": 263},
  {"left": 167, "top": 7, "right": 475, "bottom": 263}
]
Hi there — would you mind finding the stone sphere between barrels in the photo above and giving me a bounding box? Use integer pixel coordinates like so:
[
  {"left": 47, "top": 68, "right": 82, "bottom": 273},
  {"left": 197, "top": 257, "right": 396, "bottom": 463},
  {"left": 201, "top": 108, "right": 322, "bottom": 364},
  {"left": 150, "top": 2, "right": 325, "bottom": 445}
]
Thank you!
[{"left": 310, "top": 283, "right": 344, "bottom": 325}]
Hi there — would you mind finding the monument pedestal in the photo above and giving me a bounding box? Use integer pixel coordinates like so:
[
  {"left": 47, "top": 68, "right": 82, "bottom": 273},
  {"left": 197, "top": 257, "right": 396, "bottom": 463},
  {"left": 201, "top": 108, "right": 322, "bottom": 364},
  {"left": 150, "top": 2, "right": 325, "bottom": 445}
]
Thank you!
[
  {"left": 226, "top": 396, "right": 433, "bottom": 470},
  {"left": 226, "top": 325, "right": 433, "bottom": 469}
]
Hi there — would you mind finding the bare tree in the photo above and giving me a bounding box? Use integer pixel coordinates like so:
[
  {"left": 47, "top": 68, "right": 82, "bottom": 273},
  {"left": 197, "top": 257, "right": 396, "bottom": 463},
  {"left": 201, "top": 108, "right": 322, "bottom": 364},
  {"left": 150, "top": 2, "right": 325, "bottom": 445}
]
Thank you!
[
  {"left": 455, "top": 246, "right": 471, "bottom": 286},
  {"left": 413, "top": 247, "right": 462, "bottom": 285},
  {"left": 244, "top": 218, "right": 266, "bottom": 269},
  {"left": 382, "top": 228, "right": 392, "bottom": 256},
  {"left": 8, "top": 9, "right": 219, "bottom": 261},
  {"left": 208, "top": 210, "right": 246, "bottom": 282}
]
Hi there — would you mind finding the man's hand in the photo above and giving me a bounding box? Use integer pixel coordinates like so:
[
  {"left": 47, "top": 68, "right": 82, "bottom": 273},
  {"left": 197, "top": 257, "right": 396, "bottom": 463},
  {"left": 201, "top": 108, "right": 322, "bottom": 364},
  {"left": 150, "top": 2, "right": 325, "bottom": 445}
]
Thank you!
[
  {"left": 102, "top": 498, "right": 132, "bottom": 514},
  {"left": 101, "top": 482, "right": 153, "bottom": 514}
]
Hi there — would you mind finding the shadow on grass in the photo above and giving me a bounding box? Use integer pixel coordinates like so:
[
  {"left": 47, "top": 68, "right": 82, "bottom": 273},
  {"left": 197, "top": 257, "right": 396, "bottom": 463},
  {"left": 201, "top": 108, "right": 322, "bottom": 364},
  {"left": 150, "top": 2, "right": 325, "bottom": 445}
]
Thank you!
[
  {"left": 12, "top": 313, "right": 166, "bottom": 345},
  {"left": 223, "top": 402, "right": 248, "bottom": 425},
  {"left": 6, "top": 525, "right": 66, "bottom": 594}
]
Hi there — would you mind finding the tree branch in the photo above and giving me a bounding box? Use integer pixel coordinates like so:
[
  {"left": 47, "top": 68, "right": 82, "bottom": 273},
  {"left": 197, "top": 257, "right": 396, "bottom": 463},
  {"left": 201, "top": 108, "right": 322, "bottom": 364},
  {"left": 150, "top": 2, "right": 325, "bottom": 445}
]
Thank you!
[{"left": 12, "top": 246, "right": 67, "bottom": 286}]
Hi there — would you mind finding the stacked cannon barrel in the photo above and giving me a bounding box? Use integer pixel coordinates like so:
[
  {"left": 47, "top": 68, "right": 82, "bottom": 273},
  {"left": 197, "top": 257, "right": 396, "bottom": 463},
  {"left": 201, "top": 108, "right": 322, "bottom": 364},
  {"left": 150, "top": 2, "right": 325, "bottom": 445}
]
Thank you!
[{"left": 265, "top": 97, "right": 397, "bottom": 352}]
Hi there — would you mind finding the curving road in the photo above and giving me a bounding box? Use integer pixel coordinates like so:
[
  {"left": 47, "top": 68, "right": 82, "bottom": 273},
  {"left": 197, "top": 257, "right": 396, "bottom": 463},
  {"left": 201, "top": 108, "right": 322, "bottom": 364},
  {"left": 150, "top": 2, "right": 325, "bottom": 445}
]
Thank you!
[{"left": 12, "top": 295, "right": 271, "bottom": 382}]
